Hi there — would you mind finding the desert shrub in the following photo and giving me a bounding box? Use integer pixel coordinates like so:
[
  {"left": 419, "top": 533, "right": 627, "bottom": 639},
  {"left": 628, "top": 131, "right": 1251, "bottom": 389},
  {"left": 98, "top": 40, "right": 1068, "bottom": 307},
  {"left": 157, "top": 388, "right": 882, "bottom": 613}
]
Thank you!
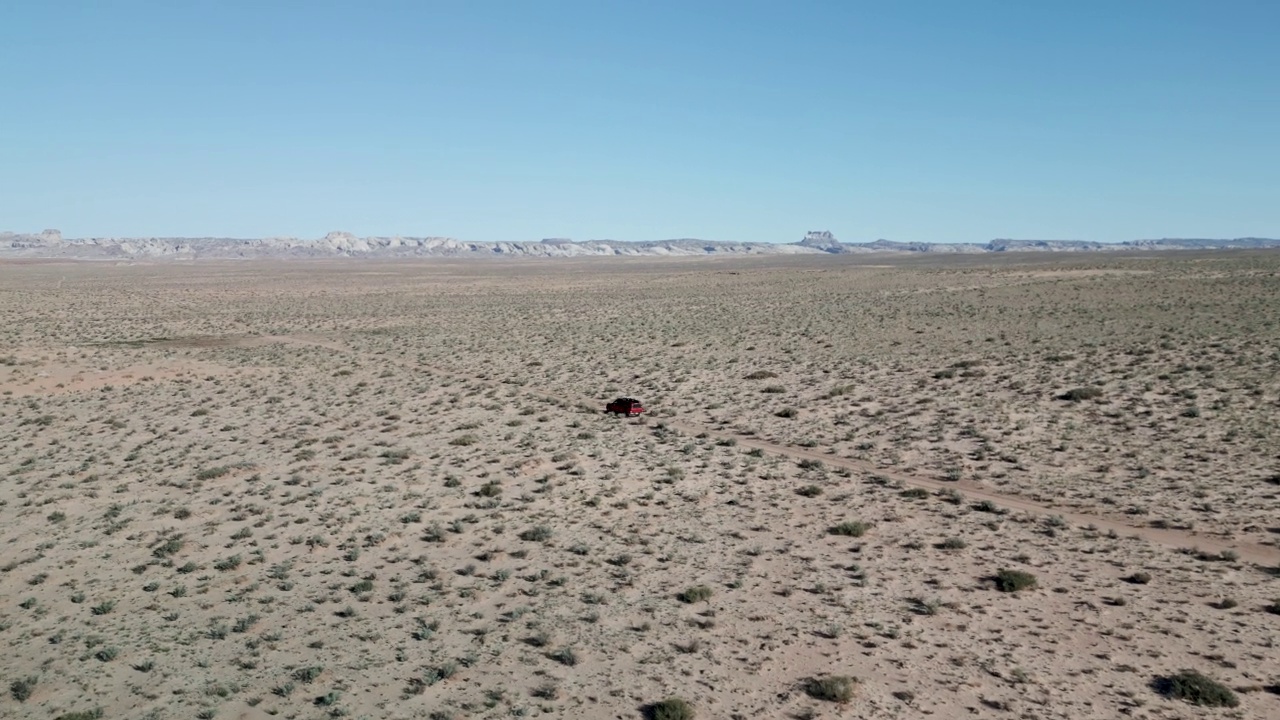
[
  {"left": 152, "top": 536, "right": 184, "bottom": 558},
  {"left": 796, "top": 485, "right": 823, "bottom": 497},
  {"left": 899, "top": 488, "right": 929, "bottom": 499},
  {"left": 1059, "top": 386, "right": 1102, "bottom": 402},
  {"left": 54, "top": 711, "right": 103, "bottom": 720},
  {"left": 828, "top": 521, "right": 870, "bottom": 537},
  {"left": 380, "top": 448, "right": 411, "bottom": 464},
  {"left": 1125, "top": 571, "right": 1152, "bottom": 584},
  {"left": 233, "top": 614, "right": 261, "bottom": 633},
  {"left": 293, "top": 666, "right": 324, "bottom": 683},
  {"left": 744, "top": 370, "right": 777, "bottom": 380},
  {"left": 213, "top": 554, "right": 242, "bottom": 571},
  {"left": 646, "top": 697, "right": 695, "bottom": 720},
  {"left": 938, "top": 537, "right": 967, "bottom": 550},
  {"left": 677, "top": 585, "right": 713, "bottom": 603},
  {"left": 531, "top": 681, "right": 560, "bottom": 699},
  {"left": 1152, "top": 670, "right": 1238, "bottom": 707},
  {"left": 196, "top": 466, "right": 231, "bottom": 480},
  {"left": 519, "top": 525, "right": 552, "bottom": 542},
  {"left": 548, "top": 646, "right": 579, "bottom": 666},
  {"left": 449, "top": 434, "right": 479, "bottom": 446},
  {"left": 761, "top": 385, "right": 786, "bottom": 394},
  {"left": 10, "top": 676, "right": 37, "bottom": 702},
  {"left": 1264, "top": 599, "right": 1280, "bottom": 615},
  {"left": 994, "top": 568, "right": 1037, "bottom": 593},
  {"left": 775, "top": 407, "right": 798, "bottom": 418},
  {"left": 804, "top": 675, "right": 858, "bottom": 703},
  {"left": 90, "top": 600, "right": 116, "bottom": 615}
]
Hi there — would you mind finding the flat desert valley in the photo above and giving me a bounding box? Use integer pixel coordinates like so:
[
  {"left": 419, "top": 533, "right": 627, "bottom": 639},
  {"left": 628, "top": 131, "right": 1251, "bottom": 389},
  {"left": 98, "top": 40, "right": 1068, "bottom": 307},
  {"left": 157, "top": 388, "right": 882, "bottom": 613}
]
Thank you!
[{"left": 2, "top": 251, "right": 1279, "bottom": 720}]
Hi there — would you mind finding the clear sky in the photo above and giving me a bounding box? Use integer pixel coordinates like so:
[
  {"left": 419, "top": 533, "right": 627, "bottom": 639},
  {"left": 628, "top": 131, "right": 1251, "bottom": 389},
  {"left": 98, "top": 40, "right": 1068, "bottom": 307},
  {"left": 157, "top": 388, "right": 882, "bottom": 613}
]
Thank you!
[{"left": 1, "top": 1, "right": 1276, "bottom": 243}]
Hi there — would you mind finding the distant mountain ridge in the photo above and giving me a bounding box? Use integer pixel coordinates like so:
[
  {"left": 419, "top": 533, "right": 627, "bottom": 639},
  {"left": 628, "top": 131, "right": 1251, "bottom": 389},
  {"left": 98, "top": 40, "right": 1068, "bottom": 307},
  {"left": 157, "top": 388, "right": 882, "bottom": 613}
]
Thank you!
[{"left": 2, "top": 229, "right": 1278, "bottom": 260}]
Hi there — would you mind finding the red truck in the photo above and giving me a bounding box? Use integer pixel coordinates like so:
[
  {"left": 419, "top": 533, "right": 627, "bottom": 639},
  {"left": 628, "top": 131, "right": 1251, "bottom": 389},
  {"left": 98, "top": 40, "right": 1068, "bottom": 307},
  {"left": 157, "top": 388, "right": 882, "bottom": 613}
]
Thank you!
[{"left": 605, "top": 397, "right": 645, "bottom": 416}]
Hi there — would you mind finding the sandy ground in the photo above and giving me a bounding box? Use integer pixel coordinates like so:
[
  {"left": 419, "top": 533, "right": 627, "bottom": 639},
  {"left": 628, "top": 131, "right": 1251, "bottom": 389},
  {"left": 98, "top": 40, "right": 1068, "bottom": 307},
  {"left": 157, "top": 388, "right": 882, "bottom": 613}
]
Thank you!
[{"left": 1, "top": 252, "right": 1278, "bottom": 720}]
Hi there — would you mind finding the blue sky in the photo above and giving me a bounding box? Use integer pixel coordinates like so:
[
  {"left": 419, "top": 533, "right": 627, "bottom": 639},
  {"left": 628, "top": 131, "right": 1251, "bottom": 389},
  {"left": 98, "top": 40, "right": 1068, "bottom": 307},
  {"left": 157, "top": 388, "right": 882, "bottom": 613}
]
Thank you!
[{"left": 1, "top": 1, "right": 1276, "bottom": 243}]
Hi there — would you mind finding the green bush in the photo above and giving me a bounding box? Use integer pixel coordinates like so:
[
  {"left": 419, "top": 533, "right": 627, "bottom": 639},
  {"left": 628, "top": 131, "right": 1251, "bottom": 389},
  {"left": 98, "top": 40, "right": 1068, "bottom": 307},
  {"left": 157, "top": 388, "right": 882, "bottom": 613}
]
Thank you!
[
  {"left": 677, "top": 585, "right": 713, "bottom": 604},
  {"left": 647, "top": 697, "right": 695, "bottom": 720},
  {"left": 213, "top": 554, "right": 242, "bottom": 571},
  {"left": 519, "top": 525, "right": 553, "bottom": 542},
  {"left": 804, "top": 675, "right": 858, "bottom": 703},
  {"left": 548, "top": 646, "right": 579, "bottom": 666},
  {"left": 196, "top": 466, "right": 231, "bottom": 480},
  {"left": 828, "top": 521, "right": 870, "bottom": 537},
  {"left": 54, "top": 711, "right": 103, "bottom": 720},
  {"left": 1152, "top": 670, "right": 1238, "bottom": 707},
  {"left": 1060, "top": 386, "right": 1102, "bottom": 402},
  {"left": 994, "top": 568, "right": 1037, "bottom": 593},
  {"left": 152, "top": 535, "right": 185, "bottom": 558},
  {"left": 293, "top": 666, "right": 324, "bottom": 683},
  {"left": 10, "top": 676, "right": 37, "bottom": 702}
]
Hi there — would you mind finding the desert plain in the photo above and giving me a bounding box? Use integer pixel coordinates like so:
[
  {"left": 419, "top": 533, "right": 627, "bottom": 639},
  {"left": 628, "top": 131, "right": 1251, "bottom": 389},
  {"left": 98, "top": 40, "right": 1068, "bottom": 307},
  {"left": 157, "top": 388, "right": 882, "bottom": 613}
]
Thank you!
[{"left": 1, "top": 251, "right": 1279, "bottom": 720}]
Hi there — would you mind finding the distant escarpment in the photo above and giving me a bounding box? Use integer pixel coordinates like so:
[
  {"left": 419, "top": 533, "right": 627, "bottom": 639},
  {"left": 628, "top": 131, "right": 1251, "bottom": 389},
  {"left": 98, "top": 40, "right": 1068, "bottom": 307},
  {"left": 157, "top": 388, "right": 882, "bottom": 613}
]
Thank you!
[{"left": 2, "top": 229, "right": 1277, "bottom": 260}]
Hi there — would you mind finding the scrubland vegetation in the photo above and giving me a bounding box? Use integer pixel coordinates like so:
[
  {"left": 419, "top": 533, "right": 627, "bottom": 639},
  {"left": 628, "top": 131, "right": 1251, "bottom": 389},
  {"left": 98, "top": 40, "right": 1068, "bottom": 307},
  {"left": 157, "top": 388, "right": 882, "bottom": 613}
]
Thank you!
[{"left": 1, "top": 251, "right": 1278, "bottom": 719}]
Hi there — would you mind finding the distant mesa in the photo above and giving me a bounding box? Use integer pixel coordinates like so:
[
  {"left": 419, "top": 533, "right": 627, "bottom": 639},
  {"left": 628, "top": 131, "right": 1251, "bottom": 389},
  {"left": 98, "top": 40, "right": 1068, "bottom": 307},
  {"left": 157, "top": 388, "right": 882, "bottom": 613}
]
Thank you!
[
  {"left": 2, "top": 229, "right": 1278, "bottom": 259},
  {"left": 797, "top": 230, "right": 845, "bottom": 253}
]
